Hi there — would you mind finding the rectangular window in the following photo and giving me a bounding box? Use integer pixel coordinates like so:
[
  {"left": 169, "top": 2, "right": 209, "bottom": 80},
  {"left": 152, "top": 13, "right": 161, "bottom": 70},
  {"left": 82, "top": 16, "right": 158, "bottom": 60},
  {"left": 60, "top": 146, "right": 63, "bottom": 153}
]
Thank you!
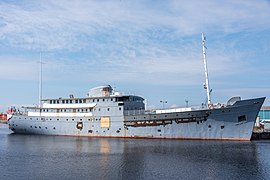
[
  {"left": 238, "top": 115, "right": 247, "bottom": 122},
  {"left": 83, "top": 99, "right": 86, "bottom": 103}
]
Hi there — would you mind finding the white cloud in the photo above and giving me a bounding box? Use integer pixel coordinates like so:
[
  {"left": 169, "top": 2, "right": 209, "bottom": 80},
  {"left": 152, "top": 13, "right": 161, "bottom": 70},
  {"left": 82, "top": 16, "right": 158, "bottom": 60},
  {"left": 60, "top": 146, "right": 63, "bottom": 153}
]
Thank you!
[
  {"left": 0, "top": 0, "right": 269, "bottom": 51},
  {"left": 0, "top": 0, "right": 269, "bottom": 96}
]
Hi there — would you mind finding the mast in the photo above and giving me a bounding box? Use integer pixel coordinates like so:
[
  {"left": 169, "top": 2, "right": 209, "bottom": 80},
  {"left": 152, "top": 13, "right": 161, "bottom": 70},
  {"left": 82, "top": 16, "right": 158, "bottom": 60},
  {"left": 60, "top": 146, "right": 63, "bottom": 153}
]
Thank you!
[
  {"left": 39, "top": 52, "right": 43, "bottom": 107},
  {"left": 201, "top": 32, "right": 211, "bottom": 107}
]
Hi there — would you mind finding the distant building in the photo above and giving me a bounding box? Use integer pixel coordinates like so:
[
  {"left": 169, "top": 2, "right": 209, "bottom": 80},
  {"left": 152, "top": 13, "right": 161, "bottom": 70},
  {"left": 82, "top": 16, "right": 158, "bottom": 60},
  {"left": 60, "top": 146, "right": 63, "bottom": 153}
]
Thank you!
[
  {"left": 259, "top": 106, "right": 270, "bottom": 121},
  {"left": 258, "top": 106, "right": 270, "bottom": 132}
]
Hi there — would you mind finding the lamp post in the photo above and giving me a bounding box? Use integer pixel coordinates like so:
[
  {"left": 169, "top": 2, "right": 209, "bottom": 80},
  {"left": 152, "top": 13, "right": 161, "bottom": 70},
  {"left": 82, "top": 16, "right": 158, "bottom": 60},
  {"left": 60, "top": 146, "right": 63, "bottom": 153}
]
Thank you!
[{"left": 160, "top": 100, "right": 167, "bottom": 109}]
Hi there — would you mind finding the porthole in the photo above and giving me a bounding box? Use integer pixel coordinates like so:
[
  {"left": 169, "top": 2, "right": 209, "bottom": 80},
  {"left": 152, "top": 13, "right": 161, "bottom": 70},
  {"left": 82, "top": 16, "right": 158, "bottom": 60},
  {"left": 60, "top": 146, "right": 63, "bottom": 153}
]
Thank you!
[
  {"left": 208, "top": 125, "right": 211, "bottom": 128},
  {"left": 221, "top": 125, "right": 225, "bottom": 129}
]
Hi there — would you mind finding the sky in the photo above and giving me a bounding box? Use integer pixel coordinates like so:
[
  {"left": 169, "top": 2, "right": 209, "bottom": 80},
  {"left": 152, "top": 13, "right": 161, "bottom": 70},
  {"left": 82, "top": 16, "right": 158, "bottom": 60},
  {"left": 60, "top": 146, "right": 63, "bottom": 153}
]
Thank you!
[{"left": 0, "top": 0, "right": 270, "bottom": 111}]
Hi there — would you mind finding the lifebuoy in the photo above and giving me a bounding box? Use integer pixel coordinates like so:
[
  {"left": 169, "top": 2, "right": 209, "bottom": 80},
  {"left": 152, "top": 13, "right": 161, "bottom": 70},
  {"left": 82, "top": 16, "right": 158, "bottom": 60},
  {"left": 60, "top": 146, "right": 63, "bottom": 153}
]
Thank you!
[
  {"left": 76, "top": 122, "right": 83, "bottom": 130},
  {"left": 208, "top": 104, "right": 214, "bottom": 109}
]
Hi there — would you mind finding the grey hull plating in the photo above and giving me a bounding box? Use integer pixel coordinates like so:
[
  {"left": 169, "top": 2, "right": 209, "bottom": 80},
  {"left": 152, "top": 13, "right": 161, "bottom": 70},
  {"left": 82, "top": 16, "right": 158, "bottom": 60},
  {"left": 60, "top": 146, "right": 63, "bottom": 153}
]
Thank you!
[{"left": 8, "top": 97, "right": 265, "bottom": 141}]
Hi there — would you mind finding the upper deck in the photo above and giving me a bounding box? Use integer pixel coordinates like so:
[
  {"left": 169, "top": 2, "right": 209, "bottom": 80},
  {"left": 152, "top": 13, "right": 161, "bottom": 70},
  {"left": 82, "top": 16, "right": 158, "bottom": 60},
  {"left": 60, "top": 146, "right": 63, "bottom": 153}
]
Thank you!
[{"left": 26, "top": 85, "right": 145, "bottom": 112}]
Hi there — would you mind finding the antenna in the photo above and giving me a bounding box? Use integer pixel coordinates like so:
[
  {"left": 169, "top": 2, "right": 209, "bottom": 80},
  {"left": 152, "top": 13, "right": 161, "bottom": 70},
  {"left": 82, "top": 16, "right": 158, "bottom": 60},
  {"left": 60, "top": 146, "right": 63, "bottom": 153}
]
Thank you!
[
  {"left": 201, "top": 32, "right": 211, "bottom": 107},
  {"left": 38, "top": 52, "right": 43, "bottom": 107}
]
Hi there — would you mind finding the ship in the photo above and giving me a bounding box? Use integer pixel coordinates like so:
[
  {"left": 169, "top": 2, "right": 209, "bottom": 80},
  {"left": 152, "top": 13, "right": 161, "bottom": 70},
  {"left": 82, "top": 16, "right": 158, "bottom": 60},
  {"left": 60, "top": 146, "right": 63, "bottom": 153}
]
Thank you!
[{"left": 8, "top": 33, "right": 265, "bottom": 141}]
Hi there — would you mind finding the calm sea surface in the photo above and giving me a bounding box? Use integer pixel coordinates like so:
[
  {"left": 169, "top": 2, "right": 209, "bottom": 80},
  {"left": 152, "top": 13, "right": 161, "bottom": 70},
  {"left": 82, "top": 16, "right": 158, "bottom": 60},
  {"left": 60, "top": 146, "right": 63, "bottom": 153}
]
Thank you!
[{"left": 0, "top": 123, "right": 270, "bottom": 180}]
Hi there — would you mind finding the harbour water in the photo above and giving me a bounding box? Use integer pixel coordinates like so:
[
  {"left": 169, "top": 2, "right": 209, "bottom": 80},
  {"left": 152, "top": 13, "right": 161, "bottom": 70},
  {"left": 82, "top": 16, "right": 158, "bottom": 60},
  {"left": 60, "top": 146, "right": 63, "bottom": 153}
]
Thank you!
[{"left": 0, "top": 123, "right": 270, "bottom": 180}]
